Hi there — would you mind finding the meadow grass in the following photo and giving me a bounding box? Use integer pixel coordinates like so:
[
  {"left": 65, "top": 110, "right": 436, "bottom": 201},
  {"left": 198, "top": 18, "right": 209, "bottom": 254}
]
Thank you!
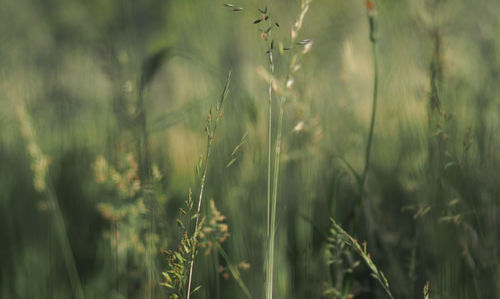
[{"left": 1, "top": 0, "right": 500, "bottom": 298}]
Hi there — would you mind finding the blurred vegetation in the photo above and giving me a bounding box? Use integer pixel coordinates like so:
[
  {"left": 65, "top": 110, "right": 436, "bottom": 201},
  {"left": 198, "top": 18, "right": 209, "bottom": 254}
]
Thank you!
[{"left": 1, "top": 0, "right": 500, "bottom": 298}]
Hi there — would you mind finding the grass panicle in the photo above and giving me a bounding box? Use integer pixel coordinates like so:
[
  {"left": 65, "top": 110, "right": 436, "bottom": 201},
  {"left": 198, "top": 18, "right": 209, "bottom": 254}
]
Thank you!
[
  {"left": 264, "top": 1, "right": 313, "bottom": 298},
  {"left": 4, "top": 2, "right": 500, "bottom": 299},
  {"left": 329, "top": 218, "right": 394, "bottom": 299},
  {"left": 166, "top": 71, "right": 231, "bottom": 299},
  {"left": 16, "top": 105, "right": 85, "bottom": 299}
]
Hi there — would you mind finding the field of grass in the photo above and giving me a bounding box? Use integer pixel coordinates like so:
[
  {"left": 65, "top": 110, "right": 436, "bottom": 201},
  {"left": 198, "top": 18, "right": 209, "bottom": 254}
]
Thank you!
[{"left": 1, "top": 0, "right": 500, "bottom": 298}]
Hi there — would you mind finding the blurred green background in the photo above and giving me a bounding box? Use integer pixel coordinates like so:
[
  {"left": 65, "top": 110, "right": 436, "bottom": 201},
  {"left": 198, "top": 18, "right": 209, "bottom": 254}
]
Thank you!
[{"left": 1, "top": 0, "right": 500, "bottom": 298}]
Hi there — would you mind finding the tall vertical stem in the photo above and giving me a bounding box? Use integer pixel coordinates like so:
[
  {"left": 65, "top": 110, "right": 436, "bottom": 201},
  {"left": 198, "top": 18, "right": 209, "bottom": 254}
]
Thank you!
[
  {"left": 266, "top": 97, "right": 285, "bottom": 299},
  {"left": 353, "top": 3, "right": 379, "bottom": 235},
  {"left": 267, "top": 49, "right": 274, "bottom": 238},
  {"left": 186, "top": 71, "right": 231, "bottom": 299},
  {"left": 186, "top": 135, "right": 212, "bottom": 299},
  {"left": 361, "top": 31, "right": 379, "bottom": 189}
]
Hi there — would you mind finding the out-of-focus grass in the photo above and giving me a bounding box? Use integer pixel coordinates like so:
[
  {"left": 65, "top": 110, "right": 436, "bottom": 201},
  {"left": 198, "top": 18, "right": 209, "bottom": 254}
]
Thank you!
[{"left": 1, "top": 0, "right": 500, "bottom": 298}]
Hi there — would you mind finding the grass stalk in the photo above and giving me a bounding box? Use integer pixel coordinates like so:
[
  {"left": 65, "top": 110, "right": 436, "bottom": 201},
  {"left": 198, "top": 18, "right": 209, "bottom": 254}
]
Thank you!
[
  {"left": 264, "top": 1, "right": 312, "bottom": 297},
  {"left": 265, "top": 95, "right": 285, "bottom": 299},
  {"left": 46, "top": 186, "right": 86, "bottom": 299},
  {"left": 16, "top": 106, "right": 85, "bottom": 299},
  {"left": 214, "top": 243, "right": 254, "bottom": 299},
  {"left": 360, "top": 39, "right": 379, "bottom": 188},
  {"left": 329, "top": 218, "right": 394, "bottom": 299},
  {"left": 267, "top": 33, "right": 274, "bottom": 239},
  {"left": 352, "top": 1, "right": 379, "bottom": 234},
  {"left": 186, "top": 71, "right": 231, "bottom": 299},
  {"left": 186, "top": 134, "right": 212, "bottom": 299}
]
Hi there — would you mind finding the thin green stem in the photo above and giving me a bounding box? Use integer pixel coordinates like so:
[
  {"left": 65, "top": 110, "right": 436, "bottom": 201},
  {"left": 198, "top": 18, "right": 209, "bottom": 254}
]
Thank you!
[
  {"left": 353, "top": 11, "right": 379, "bottom": 236},
  {"left": 215, "top": 243, "right": 253, "bottom": 299},
  {"left": 186, "top": 71, "right": 231, "bottom": 299},
  {"left": 267, "top": 47, "right": 274, "bottom": 239},
  {"left": 186, "top": 134, "right": 212, "bottom": 299},
  {"left": 263, "top": 2, "right": 311, "bottom": 297},
  {"left": 45, "top": 187, "right": 85, "bottom": 299},
  {"left": 266, "top": 96, "right": 285, "bottom": 299},
  {"left": 17, "top": 106, "right": 84, "bottom": 299},
  {"left": 361, "top": 40, "right": 379, "bottom": 188}
]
